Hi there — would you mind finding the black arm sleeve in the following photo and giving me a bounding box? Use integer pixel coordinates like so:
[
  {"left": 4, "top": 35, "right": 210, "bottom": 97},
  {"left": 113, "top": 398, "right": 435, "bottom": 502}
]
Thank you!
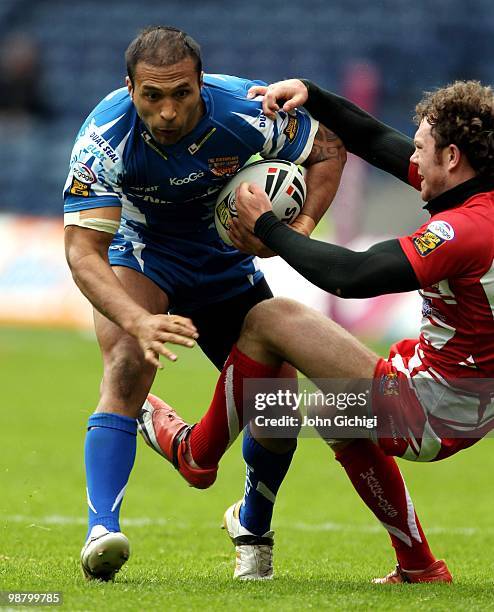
[
  {"left": 255, "top": 212, "right": 419, "bottom": 298},
  {"left": 301, "top": 80, "right": 415, "bottom": 184}
]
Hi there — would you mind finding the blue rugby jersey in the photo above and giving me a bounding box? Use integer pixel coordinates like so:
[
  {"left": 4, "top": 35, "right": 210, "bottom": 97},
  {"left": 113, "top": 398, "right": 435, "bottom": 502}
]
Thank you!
[
  {"left": 64, "top": 74, "right": 318, "bottom": 242},
  {"left": 63, "top": 74, "right": 318, "bottom": 308}
]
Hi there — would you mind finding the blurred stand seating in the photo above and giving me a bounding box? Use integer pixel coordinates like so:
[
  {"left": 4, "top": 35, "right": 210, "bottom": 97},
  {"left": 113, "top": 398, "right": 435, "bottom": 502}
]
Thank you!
[
  {"left": 0, "top": 0, "right": 491, "bottom": 219},
  {"left": 0, "top": 32, "right": 51, "bottom": 121}
]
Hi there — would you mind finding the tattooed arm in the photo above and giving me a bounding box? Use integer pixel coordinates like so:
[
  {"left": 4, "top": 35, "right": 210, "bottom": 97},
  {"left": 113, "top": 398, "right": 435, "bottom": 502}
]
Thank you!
[
  {"left": 294, "top": 123, "right": 347, "bottom": 235},
  {"left": 228, "top": 122, "right": 346, "bottom": 255}
]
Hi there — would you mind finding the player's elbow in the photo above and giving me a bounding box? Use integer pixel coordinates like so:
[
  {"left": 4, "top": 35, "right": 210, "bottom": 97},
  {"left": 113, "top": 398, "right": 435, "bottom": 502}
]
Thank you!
[
  {"left": 65, "top": 226, "right": 110, "bottom": 264},
  {"left": 327, "top": 280, "right": 361, "bottom": 299},
  {"left": 64, "top": 228, "right": 84, "bottom": 273},
  {"left": 328, "top": 274, "right": 379, "bottom": 300},
  {"left": 64, "top": 243, "right": 86, "bottom": 285},
  {"left": 64, "top": 231, "right": 78, "bottom": 271},
  {"left": 335, "top": 283, "right": 369, "bottom": 299}
]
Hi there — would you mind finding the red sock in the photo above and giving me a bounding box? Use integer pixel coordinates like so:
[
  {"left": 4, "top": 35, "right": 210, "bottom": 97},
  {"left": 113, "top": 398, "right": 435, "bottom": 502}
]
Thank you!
[
  {"left": 335, "top": 439, "right": 435, "bottom": 571},
  {"left": 189, "top": 345, "right": 283, "bottom": 468}
]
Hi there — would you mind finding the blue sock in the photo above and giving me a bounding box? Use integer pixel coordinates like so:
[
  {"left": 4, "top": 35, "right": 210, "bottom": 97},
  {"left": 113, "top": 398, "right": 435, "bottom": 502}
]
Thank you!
[
  {"left": 239, "top": 427, "right": 296, "bottom": 535},
  {"left": 85, "top": 413, "right": 137, "bottom": 539}
]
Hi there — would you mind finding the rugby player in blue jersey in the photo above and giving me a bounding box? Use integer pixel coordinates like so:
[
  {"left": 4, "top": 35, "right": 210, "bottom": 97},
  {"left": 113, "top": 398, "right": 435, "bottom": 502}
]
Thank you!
[{"left": 63, "top": 26, "right": 345, "bottom": 580}]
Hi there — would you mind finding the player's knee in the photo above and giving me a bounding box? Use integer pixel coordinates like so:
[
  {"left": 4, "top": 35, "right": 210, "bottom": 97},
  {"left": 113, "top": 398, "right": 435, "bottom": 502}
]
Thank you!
[{"left": 102, "top": 347, "right": 150, "bottom": 401}]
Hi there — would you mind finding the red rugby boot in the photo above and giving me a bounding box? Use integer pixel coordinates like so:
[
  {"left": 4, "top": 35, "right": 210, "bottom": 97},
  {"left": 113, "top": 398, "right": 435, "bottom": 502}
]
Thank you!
[
  {"left": 137, "top": 394, "right": 217, "bottom": 489},
  {"left": 372, "top": 560, "right": 452, "bottom": 584}
]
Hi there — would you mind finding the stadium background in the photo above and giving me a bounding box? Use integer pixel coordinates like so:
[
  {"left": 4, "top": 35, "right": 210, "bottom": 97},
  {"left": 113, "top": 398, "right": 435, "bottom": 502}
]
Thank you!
[{"left": 1, "top": 1, "right": 494, "bottom": 609}]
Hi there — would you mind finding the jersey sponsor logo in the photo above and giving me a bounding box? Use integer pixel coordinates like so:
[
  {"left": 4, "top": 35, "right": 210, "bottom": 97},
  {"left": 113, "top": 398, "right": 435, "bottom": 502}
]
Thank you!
[
  {"left": 427, "top": 220, "right": 455, "bottom": 241},
  {"left": 134, "top": 195, "right": 172, "bottom": 204},
  {"left": 421, "top": 297, "right": 433, "bottom": 318},
  {"left": 379, "top": 373, "right": 399, "bottom": 396},
  {"left": 208, "top": 156, "right": 240, "bottom": 177},
  {"left": 86, "top": 144, "right": 106, "bottom": 163},
  {"left": 169, "top": 171, "right": 205, "bottom": 186},
  {"left": 413, "top": 226, "right": 449, "bottom": 257},
  {"left": 89, "top": 131, "right": 119, "bottom": 164},
  {"left": 283, "top": 115, "right": 299, "bottom": 142},
  {"left": 130, "top": 185, "right": 159, "bottom": 193},
  {"left": 421, "top": 297, "right": 446, "bottom": 321},
  {"left": 69, "top": 178, "right": 91, "bottom": 197},
  {"left": 72, "top": 162, "right": 96, "bottom": 185}
]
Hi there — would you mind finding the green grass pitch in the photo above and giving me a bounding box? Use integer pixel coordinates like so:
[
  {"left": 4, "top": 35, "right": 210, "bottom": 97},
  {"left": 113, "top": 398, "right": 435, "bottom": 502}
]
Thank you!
[{"left": 1, "top": 326, "right": 493, "bottom": 610}]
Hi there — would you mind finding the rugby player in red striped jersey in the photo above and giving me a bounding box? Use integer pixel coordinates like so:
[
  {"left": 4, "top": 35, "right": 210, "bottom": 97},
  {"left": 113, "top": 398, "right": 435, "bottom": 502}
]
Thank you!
[{"left": 141, "top": 79, "right": 494, "bottom": 582}]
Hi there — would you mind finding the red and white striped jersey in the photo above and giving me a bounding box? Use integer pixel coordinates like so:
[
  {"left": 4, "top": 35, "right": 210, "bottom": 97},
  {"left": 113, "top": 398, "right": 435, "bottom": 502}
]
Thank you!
[{"left": 399, "top": 166, "right": 494, "bottom": 380}]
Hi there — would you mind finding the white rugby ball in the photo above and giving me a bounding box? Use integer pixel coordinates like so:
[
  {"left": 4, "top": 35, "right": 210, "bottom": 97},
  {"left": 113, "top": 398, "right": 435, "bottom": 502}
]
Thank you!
[{"left": 214, "top": 159, "right": 306, "bottom": 245}]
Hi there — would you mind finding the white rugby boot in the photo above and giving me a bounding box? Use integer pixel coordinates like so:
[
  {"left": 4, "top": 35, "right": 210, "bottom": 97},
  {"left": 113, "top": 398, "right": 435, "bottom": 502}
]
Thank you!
[
  {"left": 80, "top": 525, "right": 130, "bottom": 581},
  {"left": 222, "top": 500, "right": 274, "bottom": 580}
]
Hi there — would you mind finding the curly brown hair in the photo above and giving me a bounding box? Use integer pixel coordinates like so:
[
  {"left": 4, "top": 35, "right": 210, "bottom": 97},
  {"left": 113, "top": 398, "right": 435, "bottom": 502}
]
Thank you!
[{"left": 415, "top": 81, "right": 494, "bottom": 178}]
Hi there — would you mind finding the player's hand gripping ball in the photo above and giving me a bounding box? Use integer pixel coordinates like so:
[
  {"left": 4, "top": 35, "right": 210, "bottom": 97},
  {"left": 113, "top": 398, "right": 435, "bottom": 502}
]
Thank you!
[{"left": 214, "top": 159, "right": 306, "bottom": 245}]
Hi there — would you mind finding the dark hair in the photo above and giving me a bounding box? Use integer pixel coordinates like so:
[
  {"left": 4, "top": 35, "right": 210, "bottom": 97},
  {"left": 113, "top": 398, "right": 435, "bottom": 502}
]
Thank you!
[
  {"left": 415, "top": 80, "right": 494, "bottom": 178},
  {"left": 125, "top": 26, "right": 202, "bottom": 85}
]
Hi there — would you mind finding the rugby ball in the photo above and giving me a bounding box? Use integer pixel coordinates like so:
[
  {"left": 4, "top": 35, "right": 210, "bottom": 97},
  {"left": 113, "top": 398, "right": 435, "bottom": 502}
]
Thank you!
[{"left": 214, "top": 159, "right": 306, "bottom": 245}]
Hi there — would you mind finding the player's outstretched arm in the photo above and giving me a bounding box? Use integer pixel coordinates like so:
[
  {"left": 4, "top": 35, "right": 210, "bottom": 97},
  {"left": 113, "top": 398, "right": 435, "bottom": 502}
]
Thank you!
[
  {"left": 249, "top": 79, "right": 414, "bottom": 184},
  {"left": 64, "top": 220, "right": 198, "bottom": 369},
  {"left": 235, "top": 183, "right": 419, "bottom": 298}
]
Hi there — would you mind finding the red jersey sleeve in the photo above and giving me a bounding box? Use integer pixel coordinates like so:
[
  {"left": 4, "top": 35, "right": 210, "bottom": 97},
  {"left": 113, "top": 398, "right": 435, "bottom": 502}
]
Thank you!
[
  {"left": 399, "top": 209, "right": 486, "bottom": 287},
  {"left": 408, "top": 162, "right": 421, "bottom": 191}
]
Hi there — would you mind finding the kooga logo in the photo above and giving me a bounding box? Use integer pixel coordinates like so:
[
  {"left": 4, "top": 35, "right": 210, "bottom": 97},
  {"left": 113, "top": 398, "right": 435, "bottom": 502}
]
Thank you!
[{"left": 170, "top": 171, "right": 205, "bottom": 186}]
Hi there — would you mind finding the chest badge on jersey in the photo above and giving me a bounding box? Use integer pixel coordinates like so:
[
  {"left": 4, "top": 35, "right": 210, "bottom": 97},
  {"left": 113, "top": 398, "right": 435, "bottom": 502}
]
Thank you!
[
  {"left": 379, "top": 373, "right": 400, "bottom": 396},
  {"left": 413, "top": 220, "right": 455, "bottom": 257},
  {"left": 208, "top": 156, "right": 240, "bottom": 177}
]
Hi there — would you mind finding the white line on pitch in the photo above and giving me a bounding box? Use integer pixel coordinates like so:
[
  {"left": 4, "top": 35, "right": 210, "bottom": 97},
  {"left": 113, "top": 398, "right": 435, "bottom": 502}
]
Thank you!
[
  {"left": 3, "top": 515, "right": 170, "bottom": 527},
  {"left": 3, "top": 515, "right": 493, "bottom": 536}
]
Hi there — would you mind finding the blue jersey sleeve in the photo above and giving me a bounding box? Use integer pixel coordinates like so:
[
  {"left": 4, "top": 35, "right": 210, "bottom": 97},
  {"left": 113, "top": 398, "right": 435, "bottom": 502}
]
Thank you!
[
  {"left": 63, "top": 88, "right": 133, "bottom": 213},
  {"left": 261, "top": 105, "right": 319, "bottom": 163},
  {"left": 205, "top": 74, "right": 319, "bottom": 165}
]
